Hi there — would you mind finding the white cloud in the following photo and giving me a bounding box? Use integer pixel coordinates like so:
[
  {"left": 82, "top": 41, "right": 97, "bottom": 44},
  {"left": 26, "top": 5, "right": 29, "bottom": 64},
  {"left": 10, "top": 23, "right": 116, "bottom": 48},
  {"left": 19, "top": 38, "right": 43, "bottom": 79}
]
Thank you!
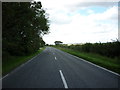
[
  {"left": 48, "top": 8, "right": 72, "bottom": 25},
  {"left": 39, "top": 1, "right": 118, "bottom": 44},
  {"left": 87, "top": 9, "right": 94, "bottom": 14},
  {"left": 88, "top": 6, "right": 118, "bottom": 21}
]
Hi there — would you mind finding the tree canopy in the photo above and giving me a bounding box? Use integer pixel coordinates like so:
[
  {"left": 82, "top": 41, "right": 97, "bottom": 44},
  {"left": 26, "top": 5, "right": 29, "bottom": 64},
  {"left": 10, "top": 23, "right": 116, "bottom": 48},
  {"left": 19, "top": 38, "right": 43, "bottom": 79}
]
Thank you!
[
  {"left": 54, "top": 41, "right": 63, "bottom": 45},
  {"left": 2, "top": 1, "right": 49, "bottom": 56}
]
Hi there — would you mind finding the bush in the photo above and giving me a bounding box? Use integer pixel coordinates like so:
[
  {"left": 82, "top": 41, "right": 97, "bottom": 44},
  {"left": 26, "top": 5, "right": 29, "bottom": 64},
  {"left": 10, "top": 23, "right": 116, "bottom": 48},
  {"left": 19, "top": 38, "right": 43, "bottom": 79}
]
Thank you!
[{"left": 60, "top": 40, "right": 120, "bottom": 59}]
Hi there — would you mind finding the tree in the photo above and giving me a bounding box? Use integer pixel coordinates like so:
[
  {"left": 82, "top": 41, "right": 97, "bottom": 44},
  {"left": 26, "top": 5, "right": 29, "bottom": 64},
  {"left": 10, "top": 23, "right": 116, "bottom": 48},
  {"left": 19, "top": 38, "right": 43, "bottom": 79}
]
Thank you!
[
  {"left": 54, "top": 41, "right": 63, "bottom": 45},
  {"left": 2, "top": 1, "right": 49, "bottom": 56}
]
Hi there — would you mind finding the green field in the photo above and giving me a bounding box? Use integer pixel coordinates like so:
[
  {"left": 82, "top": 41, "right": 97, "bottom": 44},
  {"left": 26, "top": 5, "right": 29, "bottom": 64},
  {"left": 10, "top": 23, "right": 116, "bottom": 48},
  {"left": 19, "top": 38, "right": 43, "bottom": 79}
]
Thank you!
[
  {"left": 56, "top": 47, "right": 120, "bottom": 74},
  {"left": 2, "top": 47, "right": 45, "bottom": 76}
]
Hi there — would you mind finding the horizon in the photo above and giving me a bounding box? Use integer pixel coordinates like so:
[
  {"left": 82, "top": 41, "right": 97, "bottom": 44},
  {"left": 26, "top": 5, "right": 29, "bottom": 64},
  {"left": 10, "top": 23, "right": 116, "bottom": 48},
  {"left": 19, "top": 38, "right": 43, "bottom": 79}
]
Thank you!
[{"left": 36, "top": 0, "right": 119, "bottom": 44}]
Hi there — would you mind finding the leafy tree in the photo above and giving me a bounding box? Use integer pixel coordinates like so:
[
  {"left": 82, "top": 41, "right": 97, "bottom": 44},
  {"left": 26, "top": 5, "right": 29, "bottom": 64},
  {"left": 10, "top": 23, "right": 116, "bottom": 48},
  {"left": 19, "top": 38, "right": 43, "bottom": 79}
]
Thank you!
[
  {"left": 54, "top": 41, "right": 63, "bottom": 45},
  {"left": 2, "top": 1, "right": 49, "bottom": 56}
]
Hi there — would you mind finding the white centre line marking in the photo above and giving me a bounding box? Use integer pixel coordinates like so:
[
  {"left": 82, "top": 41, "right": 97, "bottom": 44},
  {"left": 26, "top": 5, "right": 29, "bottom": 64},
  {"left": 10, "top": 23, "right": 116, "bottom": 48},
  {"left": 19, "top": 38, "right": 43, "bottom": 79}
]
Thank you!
[
  {"left": 59, "top": 70, "right": 68, "bottom": 89},
  {"left": 55, "top": 57, "right": 57, "bottom": 60}
]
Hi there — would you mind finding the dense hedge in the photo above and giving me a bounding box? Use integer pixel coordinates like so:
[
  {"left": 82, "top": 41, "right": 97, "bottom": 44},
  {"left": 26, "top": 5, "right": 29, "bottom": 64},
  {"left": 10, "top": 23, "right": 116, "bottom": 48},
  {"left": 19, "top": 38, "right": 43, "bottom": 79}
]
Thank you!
[{"left": 59, "top": 41, "right": 120, "bottom": 58}]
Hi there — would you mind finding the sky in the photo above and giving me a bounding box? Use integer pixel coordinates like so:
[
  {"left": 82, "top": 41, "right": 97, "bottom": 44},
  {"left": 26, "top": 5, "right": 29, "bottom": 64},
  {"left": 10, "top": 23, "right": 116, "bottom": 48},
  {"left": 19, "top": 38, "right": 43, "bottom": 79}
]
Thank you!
[{"left": 37, "top": 0, "right": 119, "bottom": 45}]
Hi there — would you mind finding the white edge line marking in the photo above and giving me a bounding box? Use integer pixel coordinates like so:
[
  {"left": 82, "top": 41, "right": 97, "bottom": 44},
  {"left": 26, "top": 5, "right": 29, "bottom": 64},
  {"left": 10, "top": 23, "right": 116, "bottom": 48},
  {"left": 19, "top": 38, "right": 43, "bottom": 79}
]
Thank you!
[
  {"left": 1, "top": 53, "right": 40, "bottom": 80},
  {"left": 66, "top": 52, "right": 120, "bottom": 76},
  {"left": 55, "top": 57, "right": 57, "bottom": 60},
  {"left": 0, "top": 74, "right": 9, "bottom": 80},
  {"left": 59, "top": 70, "right": 68, "bottom": 88},
  {"left": 53, "top": 48, "right": 120, "bottom": 76}
]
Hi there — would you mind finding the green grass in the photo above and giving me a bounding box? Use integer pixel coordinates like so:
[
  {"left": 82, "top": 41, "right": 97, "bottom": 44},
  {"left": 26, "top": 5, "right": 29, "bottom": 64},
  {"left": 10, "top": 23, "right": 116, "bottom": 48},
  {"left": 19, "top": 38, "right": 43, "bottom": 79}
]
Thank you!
[
  {"left": 56, "top": 47, "right": 120, "bottom": 74},
  {"left": 2, "top": 47, "right": 45, "bottom": 76}
]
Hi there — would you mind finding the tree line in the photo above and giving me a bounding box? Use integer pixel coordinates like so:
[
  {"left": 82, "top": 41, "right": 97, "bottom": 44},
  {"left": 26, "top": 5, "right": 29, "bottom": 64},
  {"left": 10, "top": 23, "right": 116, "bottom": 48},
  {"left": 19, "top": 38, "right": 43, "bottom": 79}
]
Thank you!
[
  {"left": 59, "top": 40, "right": 120, "bottom": 59},
  {"left": 2, "top": 1, "right": 49, "bottom": 58}
]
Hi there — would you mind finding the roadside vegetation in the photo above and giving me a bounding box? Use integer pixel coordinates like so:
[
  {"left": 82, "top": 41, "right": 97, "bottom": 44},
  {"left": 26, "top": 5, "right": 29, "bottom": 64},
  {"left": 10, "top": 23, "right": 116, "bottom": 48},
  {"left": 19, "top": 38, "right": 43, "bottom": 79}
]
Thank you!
[
  {"left": 54, "top": 40, "right": 120, "bottom": 74},
  {"left": 3, "top": 48, "right": 45, "bottom": 76},
  {"left": 2, "top": 2, "right": 49, "bottom": 76}
]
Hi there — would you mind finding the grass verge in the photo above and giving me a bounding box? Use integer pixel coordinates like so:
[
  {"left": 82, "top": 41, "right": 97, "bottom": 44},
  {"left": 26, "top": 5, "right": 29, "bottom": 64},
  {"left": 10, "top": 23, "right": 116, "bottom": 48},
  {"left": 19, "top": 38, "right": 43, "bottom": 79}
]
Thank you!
[
  {"left": 56, "top": 47, "right": 120, "bottom": 74},
  {"left": 2, "top": 47, "right": 45, "bottom": 76}
]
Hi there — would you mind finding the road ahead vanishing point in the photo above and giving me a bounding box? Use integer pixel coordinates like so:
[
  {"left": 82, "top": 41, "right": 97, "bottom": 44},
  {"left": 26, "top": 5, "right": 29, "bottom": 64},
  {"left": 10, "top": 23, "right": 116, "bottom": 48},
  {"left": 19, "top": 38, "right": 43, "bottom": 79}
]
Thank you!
[{"left": 2, "top": 47, "right": 119, "bottom": 88}]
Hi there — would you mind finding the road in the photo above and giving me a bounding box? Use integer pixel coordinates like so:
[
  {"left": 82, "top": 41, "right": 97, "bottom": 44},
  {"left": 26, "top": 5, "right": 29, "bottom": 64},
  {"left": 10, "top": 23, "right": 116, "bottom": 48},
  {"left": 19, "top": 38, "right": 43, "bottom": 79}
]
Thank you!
[{"left": 2, "top": 47, "right": 119, "bottom": 88}]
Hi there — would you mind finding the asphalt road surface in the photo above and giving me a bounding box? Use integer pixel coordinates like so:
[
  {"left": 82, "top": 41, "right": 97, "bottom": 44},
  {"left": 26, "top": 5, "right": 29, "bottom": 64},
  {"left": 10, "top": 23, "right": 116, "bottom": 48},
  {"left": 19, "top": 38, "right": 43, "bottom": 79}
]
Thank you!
[{"left": 2, "top": 47, "right": 120, "bottom": 88}]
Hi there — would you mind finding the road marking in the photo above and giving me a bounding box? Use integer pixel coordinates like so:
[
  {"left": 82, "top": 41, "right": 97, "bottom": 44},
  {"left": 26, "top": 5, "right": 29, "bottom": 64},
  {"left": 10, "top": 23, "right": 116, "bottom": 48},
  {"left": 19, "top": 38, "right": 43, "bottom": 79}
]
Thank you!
[
  {"left": 55, "top": 57, "right": 57, "bottom": 60},
  {"left": 1, "top": 53, "right": 41, "bottom": 80},
  {"left": 0, "top": 74, "right": 9, "bottom": 80},
  {"left": 74, "top": 56, "right": 120, "bottom": 76},
  {"left": 66, "top": 52, "right": 120, "bottom": 76},
  {"left": 59, "top": 70, "right": 68, "bottom": 89}
]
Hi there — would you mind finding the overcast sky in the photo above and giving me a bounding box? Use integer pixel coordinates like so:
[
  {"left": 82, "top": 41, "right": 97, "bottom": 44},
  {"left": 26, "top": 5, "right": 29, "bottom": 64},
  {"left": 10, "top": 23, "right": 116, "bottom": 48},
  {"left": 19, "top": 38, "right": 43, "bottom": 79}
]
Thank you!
[{"left": 37, "top": 0, "right": 119, "bottom": 44}]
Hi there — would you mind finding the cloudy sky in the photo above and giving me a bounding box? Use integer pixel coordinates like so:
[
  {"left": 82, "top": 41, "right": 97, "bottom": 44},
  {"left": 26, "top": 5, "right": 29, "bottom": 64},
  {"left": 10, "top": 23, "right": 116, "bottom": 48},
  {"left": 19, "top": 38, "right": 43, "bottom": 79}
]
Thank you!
[{"left": 37, "top": 0, "right": 119, "bottom": 44}]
